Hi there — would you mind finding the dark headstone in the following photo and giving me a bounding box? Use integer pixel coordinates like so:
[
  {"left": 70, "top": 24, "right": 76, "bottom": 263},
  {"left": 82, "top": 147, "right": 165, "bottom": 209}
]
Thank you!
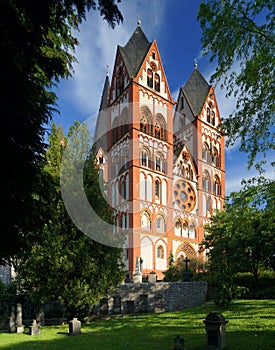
[
  {"left": 173, "top": 335, "right": 185, "bottom": 350},
  {"left": 203, "top": 312, "right": 229, "bottom": 349},
  {"left": 124, "top": 272, "right": 131, "bottom": 283},
  {"left": 126, "top": 300, "right": 135, "bottom": 314}
]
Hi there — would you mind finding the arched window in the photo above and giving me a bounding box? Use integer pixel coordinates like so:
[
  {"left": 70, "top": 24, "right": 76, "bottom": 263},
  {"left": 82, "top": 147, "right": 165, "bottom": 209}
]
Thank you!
[
  {"left": 213, "top": 175, "right": 221, "bottom": 196},
  {"left": 155, "top": 179, "right": 161, "bottom": 200},
  {"left": 174, "top": 219, "right": 182, "bottom": 236},
  {"left": 140, "top": 115, "right": 147, "bottom": 133},
  {"left": 154, "top": 73, "right": 160, "bottom": 92},
  {"left": 186, "top": 164, "right": 193, "bottom": 180},
  {"left": 141, "top": 210, "right": 151, "bottom": 230},
  {"left": 206, "top": 108, "right": 211, "bottom": 123},
  {"left": 155, "top": 114, "right": 166, "bottom": 141},
  {"left": 212, "top": 147, "right": 221, "bottom": 168},
  {"left": 121, "top": 107, "right": 129, "bottom": 136},
  {"left": 112, "top": 117, "right": 120, "bottom": 144},
  {"left": 147, "top": 68, "right": 153, "bottom": 88},
  {"left": 140, "top": 106, "right": 153, "bottom": 135},
  {"left": 140, "top": 148, "right": 149, "bottom": 167},
  {"left": 121, "top": 176, "right": 127, "bottom": 200},
  {"left": 157, "top": 245, "right": 164, "bottom": 258},
  {"left": 202, "top": 171, "right": 211, "bottom": 192},
  {"left": 155, "top": 153, "right": 163, "bottom": 172},
  {"left": 116, "top": 66, "right": 124, "bottom": 97},
  {"left": 182, "top": 220, "right": 188, "bottom": 238},
  {"left": 189, "top": 223, "right": 196, "bottom": 239},
  {"left": 202, "top": 142, "right": 212, "bottom": 163},
  {"left": 156, "top": 215, "right": 165, "bottom": 233},
  {"left": 211, "top": 111, "right": 215, "bottom": 126}
]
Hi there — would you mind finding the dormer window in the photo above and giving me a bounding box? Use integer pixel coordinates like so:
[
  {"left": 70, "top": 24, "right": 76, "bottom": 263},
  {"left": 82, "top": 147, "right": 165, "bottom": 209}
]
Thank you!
[{"left": 152, "top": 51, "right": 156, "bottom": 60}]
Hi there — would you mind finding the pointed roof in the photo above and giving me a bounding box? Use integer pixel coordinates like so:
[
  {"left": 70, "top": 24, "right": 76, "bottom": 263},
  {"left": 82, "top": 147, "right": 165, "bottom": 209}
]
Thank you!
[
  {"left": 99, "top": 74, "right": 110, "bottom": 111},
  {"left": 119, "top": 26, "right": 151, "bottom": 77},
  {"left": 94, "top": 75, "right": 110, "bottom": 151},
  {"left": 182, "top": 68, "right": 211, "bottom": 116}
]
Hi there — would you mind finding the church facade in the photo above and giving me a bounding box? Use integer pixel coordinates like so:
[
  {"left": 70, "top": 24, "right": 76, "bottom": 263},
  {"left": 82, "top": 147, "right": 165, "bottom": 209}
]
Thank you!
[{"left": 94, "top": 25, "right": 225, "bottom": 280}]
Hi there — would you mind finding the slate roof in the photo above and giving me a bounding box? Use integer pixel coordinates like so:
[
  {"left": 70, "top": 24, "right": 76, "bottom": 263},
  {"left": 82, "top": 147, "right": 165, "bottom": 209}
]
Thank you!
[
  {"left": 119, "top": 26, "right": 151, "bottom": 77},
  {"left": 99, "top": 74, "right": 110, "bottom": 111},
  {"left": 182, "top": 68, "right": 211, "bottom": 116},
  {"left": 94, "top": 75, "right": 110, "bottom": 151}
]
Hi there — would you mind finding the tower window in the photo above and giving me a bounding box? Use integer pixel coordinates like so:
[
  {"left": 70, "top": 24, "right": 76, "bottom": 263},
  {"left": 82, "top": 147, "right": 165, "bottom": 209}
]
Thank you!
[
  {"left": 147, "top": 68, "right": 153, "bottom": 88},
  {"left": 157, "top": 245, "right": 164, "bottom": 258},
  {"left": 155, "top": 179, "right": 161, "bottom": 200},
  {"left": 154, "top": 73, "right": 160, "bottom": 92}
]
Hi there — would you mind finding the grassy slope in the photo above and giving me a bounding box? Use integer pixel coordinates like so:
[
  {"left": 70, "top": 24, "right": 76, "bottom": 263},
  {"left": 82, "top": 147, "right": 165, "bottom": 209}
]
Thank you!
[{"left": 0, "top": 300, "right": 274, "bottom": 350}]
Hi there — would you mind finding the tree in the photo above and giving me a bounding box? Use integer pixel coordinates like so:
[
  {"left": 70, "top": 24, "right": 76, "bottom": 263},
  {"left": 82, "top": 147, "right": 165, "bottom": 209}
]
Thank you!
[
  {"left": 0, "top": 0, "right": 123, "bottom": 263},
  {"left": 203, "top": 179, "right": 275, "bottom": 305},
  {"left": 14, "top": 122, "right": 124, "bottom": 320},
  {"left": 198, "top": 0, "right": 275, "bottom": 168}
]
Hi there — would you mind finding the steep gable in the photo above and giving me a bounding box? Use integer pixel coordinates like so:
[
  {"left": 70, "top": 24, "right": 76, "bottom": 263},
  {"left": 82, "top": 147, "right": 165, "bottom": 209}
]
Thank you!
[
  {"left": 119, "top": 26, "right": 151, "bottom": 78},
  {"left": 181, "top": 67, "right": 211, "bottom": 116}
]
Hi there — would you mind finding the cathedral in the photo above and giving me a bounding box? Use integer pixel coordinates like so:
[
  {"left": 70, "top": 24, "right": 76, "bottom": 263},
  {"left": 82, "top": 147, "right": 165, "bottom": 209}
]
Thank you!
[{"left": 94, "top": 24, "right": 225, "bottom": 280}]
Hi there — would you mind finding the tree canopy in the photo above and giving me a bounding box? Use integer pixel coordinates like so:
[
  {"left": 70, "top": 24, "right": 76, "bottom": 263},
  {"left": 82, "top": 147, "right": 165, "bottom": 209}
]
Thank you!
[
  {"left": 14, "top": 122, "right": 124, "bottom": 320},
  {"left": 198, "top": 0, "right": 275, "bottom": 169},
  {"left": 0, "top": 0, "right": 123, "bottom": 263},
  {"left": 203, "top": 179, "right": 275, "bottom": 305}
]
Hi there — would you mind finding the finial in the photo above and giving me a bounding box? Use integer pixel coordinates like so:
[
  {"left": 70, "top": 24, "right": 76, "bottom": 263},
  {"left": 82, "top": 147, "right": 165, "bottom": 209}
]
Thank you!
[
  {"left": 194, "top": 58, "right": 198, "bottom": 69},
  {"left": 137, "top": 15, "right": 142, "bottom": 26},
  {"left": 106, "top": 64, "right": 109, "bottom": 76}
]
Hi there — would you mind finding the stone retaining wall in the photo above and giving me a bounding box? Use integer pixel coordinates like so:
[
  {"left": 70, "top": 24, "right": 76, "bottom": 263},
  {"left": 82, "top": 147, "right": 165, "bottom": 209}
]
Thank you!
[{"left": 102, "top": 281, "right": 207, "bottom": 314}]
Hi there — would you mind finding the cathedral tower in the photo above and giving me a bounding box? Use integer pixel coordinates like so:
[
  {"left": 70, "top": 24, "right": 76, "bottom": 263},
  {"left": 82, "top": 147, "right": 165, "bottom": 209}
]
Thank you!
[{"left": 95, "top": 26, "right": 225, "bottom": 280}]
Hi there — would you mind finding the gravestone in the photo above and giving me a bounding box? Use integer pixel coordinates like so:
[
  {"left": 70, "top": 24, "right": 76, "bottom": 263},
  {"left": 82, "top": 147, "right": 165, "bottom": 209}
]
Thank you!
[
  {"left": 124, "top": 272, "right": 131, "bottom": 283},
  {"left": 203, "top": 312, "right": 228, "bottom": 349},
  {"left": 139, "top": 294, "right": 148, "bottom": 313},
  {"left": 69, "top": 318, "right": 81, "bottom": 335},
  {"left": 133, "top": 257, "right": 142, "bottom": 283},
  {"left": 8, "top": 307, "right": 16, "bottom": 333},
  {"left": 133, "top": 257, "right": 142, "bottom": 282},
  {"left": 149, "top": 271, "right": 157, "bottom": 283},
  {"left": 173, "top": 335, "right": 186, "bottom": 350},
  {"left": 16, "top": 303, "right": 25, "bottom": 333},
  {"left": 155, "top": 294, "right": 164, "bottom": 312},
  {"left": 113, "top": 296, "right": 121, "bottom": 314},
  {"left": 126, "top": 300, "right": 135, "bottom": 314},
  {"left": 29, "top": 320, "right": 40, "bottom": 336}
]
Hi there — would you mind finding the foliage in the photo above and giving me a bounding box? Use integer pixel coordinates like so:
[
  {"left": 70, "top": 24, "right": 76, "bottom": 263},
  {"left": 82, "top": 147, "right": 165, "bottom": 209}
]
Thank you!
[
  {"left": 163, "top": 253, "right": 205, "bottom": 282},
  {"left": 203, "top": 178, "right": 275, "bottom": 305},
  {"left": 1, "top": 300, "right": 275, "bottom": 349},
  {"left": 14, "top": 122, "right": 124, "bottom": 320},
  {"left": 0, "top": 0, "right": 123, "bottom": 263},
  {"left": 0, "top": 282, "right": 17, "bottom": 320},
  {"left": 233, "top": 270, "right": 275, "bottom": 299},
  {"left": 198, "top": 0, "right": 275, "bottom": 168}
]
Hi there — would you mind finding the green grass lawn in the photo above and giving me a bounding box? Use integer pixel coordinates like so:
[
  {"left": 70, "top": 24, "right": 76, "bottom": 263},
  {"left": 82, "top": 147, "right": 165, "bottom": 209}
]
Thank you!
[{"left": 0, "top": 300, "right": 274, "bottom": 350}]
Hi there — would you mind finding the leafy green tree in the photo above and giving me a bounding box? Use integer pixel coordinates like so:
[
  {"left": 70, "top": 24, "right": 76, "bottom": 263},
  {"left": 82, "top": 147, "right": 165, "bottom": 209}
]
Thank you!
[
  {"left": 0, "top": 0, "right": 123, "bottom": 263},
  {"left": 14, "top": 122, "right": 124, "bottom": 320},
  {"left": 198, "top": 0, "right": 275, "bottom": 168},
  {"left": 203, "top": 179, "right": 275, "bottom": 305}
]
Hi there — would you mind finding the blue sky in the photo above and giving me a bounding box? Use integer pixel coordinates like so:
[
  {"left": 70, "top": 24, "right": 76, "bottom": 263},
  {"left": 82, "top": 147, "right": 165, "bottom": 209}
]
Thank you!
[{"left": 51, "top": 0, "right": 274, "bottom": 195}]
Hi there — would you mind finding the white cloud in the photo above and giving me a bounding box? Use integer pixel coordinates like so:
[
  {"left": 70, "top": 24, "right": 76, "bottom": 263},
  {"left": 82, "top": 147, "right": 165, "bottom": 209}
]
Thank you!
[{"left": 57, "top": 0, "right": 167, "bottom": 132}]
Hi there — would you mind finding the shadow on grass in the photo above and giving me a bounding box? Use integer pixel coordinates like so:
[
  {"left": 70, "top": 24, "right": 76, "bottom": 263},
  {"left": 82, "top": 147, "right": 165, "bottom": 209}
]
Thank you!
[{"left": 0, "top": 300, "right": 274, "bottom": 350}]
